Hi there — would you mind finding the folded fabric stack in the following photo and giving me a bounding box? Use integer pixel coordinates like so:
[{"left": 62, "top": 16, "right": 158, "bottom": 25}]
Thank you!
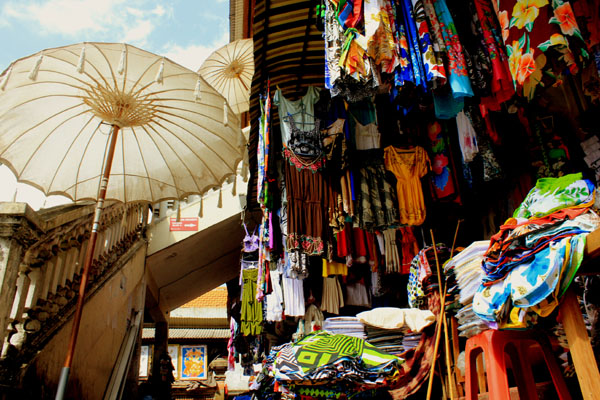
[
  {"left": 254, "top": 331, "right": 404, "bottom": 398},
  {"left": 455, "top": 304, "right": 488, "bottom": 338},
  {"left": 365, "top": 326, "right": 405, "bottom": 356},
  {"left": 473, "top": 173, "right": 600, "bottom": 329},
  {"left": 444, "top": 241, "right": 489, "bottom": 305},
  {"left": 323, "top": 316, "right": 366, "bottom": 339},
  {"left": 401, "top": 332, "right": 422, "bottom": 352},
  {"left": 444, "top": 241, "right": 490, "bottom": 337}
]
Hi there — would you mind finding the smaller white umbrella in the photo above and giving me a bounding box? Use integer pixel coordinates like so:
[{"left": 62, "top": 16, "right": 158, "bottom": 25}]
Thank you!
[{"left": 198, "top": 38, "right": 254, "bottom": 114}]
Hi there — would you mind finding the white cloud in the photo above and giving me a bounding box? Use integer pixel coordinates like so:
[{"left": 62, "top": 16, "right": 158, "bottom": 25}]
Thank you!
[
  {"left": 162, "top": 31, "right": 228, "bottom": 71},
  {"left": 1, "top": 0, "right": 166, "bottom": 46},
  {"left": 122, "top": 20, "right": 154, "bottom": 46},
  {"left": 3, "top": 0, "right": 126, "bottom": 36},
  {"left": 151, "top": 5, "right": 166, "bottom": 16}
]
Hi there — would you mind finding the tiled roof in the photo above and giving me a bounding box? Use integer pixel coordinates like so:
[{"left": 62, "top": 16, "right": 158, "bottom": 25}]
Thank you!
[
  {"left": 142, "top": 328, "right": 230, "bottom": 340},
  {"left": 180, "top": 286, "right": 227, "bottom": 309}
]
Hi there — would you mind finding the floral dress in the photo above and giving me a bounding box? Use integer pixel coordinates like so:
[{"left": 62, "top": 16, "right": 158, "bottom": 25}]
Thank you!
[{"left": 411, "top": 0, "right": 447, "bottom": 89}]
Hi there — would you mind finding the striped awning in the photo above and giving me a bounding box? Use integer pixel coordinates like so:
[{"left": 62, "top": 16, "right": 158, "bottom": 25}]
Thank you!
[{"left": 247, "top": 0, "right": 325, "bottom": 208}]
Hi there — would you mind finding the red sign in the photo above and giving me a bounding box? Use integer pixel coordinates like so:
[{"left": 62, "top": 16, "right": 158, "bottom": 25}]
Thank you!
[{"left": 169, "top": 217, "right": 199, "bottom": 231}]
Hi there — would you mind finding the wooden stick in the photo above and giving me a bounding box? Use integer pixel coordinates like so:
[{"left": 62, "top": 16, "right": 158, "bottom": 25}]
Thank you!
[
  {"left": 450, "top": 219, "right": 463, "bottom": 259},
  {"left": 430, "top": 229, "right": 457, "bottom": 400},
  {"left": 426, "top": 283, "right": 447, "bottom": 400},
  {"left": 430, "top": 230, "right": 443, "bottom": 300}
]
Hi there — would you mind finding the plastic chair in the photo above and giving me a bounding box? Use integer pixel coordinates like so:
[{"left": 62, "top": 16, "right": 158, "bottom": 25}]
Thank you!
[{"left": 465, "top": 329, "right": 572, "bottom": 400}]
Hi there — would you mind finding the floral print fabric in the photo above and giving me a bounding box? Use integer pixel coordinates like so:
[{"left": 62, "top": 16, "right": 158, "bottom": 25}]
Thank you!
[
  {"left": 411, "top": 0, "right": 447, "bottom": 88},
  {"left": 495, "top": 0, "right": 587, "bottom": 97}
]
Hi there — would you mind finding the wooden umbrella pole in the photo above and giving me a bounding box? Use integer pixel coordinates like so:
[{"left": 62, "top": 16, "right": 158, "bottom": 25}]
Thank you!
[{"left": 55, "top": 125, "right": 120, "bottom": 400}]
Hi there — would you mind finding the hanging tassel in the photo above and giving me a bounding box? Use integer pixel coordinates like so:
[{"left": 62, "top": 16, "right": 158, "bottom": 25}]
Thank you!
[
  {"left": 117, "top": 47, "right": 126, "bottom": 75},
  {"left": 176, "top": 201, "right": 181, "bottom": 222},
  {"left": 77, "top": 46, "right": 86, "bottom": 73},
  {"left": 194, "top": 77, "right": 202, "bottom": 102},
  {"left": 121, "top": 209, "right": 128, "bottom": 229},
  {"left": 28, "top": 54, "right": 43, "bottom": 81},
  {"left": 155, "top": 59, "right": 164, "bottom": 84},
  {"left": 232, "top": 176, "right": 237, "bottom": 196},
  {"left": 198, "top": 196, "right": 204, "bottom": 218},
  {"left": 0, "top": 67, "right": 12, "bottom": 91},
  {"left": 217, "top": 188, "right": 223, "bottom": 208},
  {"left": 241, "top": 149, "right": 249, "bottom": 182},
  {"left": 223, "top": 101, "right": 228, "bottom": 126}
]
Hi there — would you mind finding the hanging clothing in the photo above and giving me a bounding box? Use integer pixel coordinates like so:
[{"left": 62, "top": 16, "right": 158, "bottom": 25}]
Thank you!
[
  {"left": 364, "top": 0, "right": 400, "bottom": 73},
  {"left": 353, "top": 117, "right": 382, "bottom": 150},
  {"left": 456, "top": 110, "right": 479, "bottom": 162},
  {"left": 282, "top": 257, "right": 306, "bottom": 317},
  {"left": 472, "top": 0, "right": 515, "bottom": 110},
  {"left": 322, "top": 276, "right": 345, "bottom": 314},
  {"left": 241, "top": 268, "right": 263, "bottom": 336},
  {"left": 384, "top": 146, "right": 431, "bottom": 226},
  {"left": 265, "top": 267, "right": 284, "bottom": 322},
  {"left": 410, "top": 0, "right": 447, "bottom": 88},
  {"left": 495, "top": 0, "right": 587, "bottom": 98},
  {"left": 274, "top": 86, "right": 321, "bottom": 146},
  {"left": 322, "top": 259, "right": 348, "bottom": 277},
  {"left": 399, "top": 227, "right": 420, "bottom": 274},
  {"left": 324, "top": 0, "right": 345, "bottom": 89},
  {"left": 426, "top": 121, "right": 459, "bottom": 200},
  {"left": 433, "top": 0, "right": 475, "bottom": 100},
  {"left": 383, "top": 228, "right": 401, "bottom": 273},
  {"left": 354, "top": 150, "right": 399, "bottom": 231}
]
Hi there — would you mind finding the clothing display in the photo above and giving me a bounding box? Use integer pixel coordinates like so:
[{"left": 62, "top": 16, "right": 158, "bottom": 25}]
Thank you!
[{"left": 240, "top": 1, "right": 600, "bottom": 398}]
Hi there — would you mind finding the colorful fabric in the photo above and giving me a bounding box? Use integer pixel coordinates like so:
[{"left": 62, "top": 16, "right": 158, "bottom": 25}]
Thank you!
[
  {"left": 433, "top": 0, "right": 475, "bottom": 99},
  {"left": 273, "top": 331, "right": 403, "bottom": 385},
  {"left": 384, "top": 145, "right": 430, "bottom": 226},
  {"left": 241, "top": 268, "right": 263, "bottom": 336},
  {"left": 474, "top": 232, "right": 589, "bottom": 323},
  {"left": 365, "top": 0, "right": 400, "bottom": 73},
  {"left": 411, "top": 0, "right": 447, "bottom": 87},
  {"left": 513, "top": 173, "right": 595, "bottom": 219},
  {"left": 473, "top": 0, "right": 515, "bottom": 109},
  {"left": 496, "top": 0, "right": 587, "bottom": 98},
  {"left": 426, "top": 121, "right": 459, "bottom": 200},
  {"left": 456, "top": 110, "right": 479, "bottom": 162},
  {"left": 257, "top": 90, "right": 271, "bottom": 206},
  {"left": 399, "top": 0, "right": 427, "bottom": 89}
]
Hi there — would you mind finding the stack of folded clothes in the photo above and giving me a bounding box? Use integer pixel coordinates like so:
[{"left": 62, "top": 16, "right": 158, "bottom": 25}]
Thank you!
[
  {"left": 323, "top": 316, "right": 366, "bottom": 339},
  {"left": 365, "top": 325, "right": 405, "bottom": 356},
  {"left": 473, "top": 173, "right": 600, "bottom": 329}
]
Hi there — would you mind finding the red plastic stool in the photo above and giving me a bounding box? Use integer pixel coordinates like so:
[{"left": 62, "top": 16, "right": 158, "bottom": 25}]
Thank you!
[{"left": 465, "top": 329, "right": 572, "bottom": 400}]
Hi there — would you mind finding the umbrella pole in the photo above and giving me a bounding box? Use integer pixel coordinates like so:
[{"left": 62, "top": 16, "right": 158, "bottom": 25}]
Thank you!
[{"left": 56, "top": 124, "right": 120, "bottom": 400}]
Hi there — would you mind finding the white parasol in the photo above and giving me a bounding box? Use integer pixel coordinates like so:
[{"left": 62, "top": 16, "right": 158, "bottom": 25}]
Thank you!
[
  {"left": 0, "top": 42, "right": 244, "bottom": 398},
  {"left": 198, "top": 38, "right": 254, "bottom": 114}
]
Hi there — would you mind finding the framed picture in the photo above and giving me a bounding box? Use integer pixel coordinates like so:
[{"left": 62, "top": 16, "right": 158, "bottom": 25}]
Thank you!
[
  {"left": 168, "top": 344, "right": 179, "bottom": 379},
  {"left": 180, "top": 345, "right": 207, "bottom": 380},
  {"left": 139, "top": 345, "right": 150, "bottom": 377}
]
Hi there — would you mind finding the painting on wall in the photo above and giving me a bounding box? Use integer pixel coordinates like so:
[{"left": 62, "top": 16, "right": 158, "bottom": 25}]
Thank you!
[
  {"left": 168, "top": 344, "right": 179, "bottom": 379},
  {"left": 139, "top": 345, "right": 150, "bottom": 377},
  {"left": 180, "top": 345, "right": 207, "bottom": 380}
]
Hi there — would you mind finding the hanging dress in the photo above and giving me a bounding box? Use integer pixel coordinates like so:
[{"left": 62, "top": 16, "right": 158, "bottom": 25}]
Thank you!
[
  {"left": 284, "top": 117, "right": 327, "bottom": 255},
  {"left": 384, "top": 146, "right": 431, "bottom": 226}
]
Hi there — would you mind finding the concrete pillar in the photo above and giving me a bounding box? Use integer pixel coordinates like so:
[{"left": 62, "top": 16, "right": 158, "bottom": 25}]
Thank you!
[{"left": 0, "top": 203, "right": 42, "bottom": 350}]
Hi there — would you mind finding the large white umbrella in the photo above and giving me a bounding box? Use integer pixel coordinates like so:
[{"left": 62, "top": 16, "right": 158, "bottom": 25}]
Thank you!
[
  {"left": 0, "top": 42, "right": 244, "bottom": 398},
  {"left": 198, "top": 38, "right": 254, "bottom": 114}
]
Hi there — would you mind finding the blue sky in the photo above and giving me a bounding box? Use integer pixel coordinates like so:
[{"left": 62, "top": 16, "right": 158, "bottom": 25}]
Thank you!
[
  {"left": 0, "top": 0, "right": 230, "bottom": 72},
  {"left": 0, "top": 0, "right": 231, "bottom": 208}
]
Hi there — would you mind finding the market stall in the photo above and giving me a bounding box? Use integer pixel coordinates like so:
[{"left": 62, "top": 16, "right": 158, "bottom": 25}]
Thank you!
[{"left": 228, "top": 0, "right": 600, "bottom": 398}]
